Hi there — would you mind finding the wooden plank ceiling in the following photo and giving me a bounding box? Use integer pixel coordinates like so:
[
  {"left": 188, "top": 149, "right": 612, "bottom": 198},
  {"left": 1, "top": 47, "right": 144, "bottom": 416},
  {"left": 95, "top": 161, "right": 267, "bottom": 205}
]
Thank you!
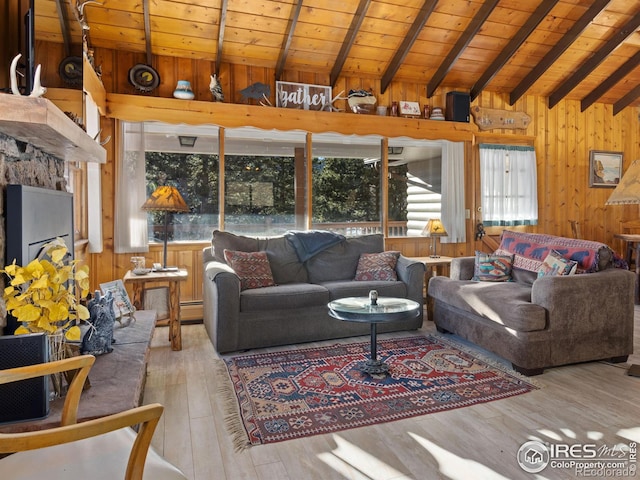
[{"left": 37, "top": 0, "right": 640, "bottom": 111}]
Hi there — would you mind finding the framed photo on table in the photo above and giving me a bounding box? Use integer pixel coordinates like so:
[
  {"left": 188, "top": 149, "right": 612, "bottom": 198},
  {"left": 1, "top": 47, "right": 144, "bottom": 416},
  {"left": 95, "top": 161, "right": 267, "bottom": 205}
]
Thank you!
[
  {"left": 589, "top": 150, "right": 622, "bottom": 187},
  {"left": 100, "top": 279, "right": 135, "bottom": 319}
]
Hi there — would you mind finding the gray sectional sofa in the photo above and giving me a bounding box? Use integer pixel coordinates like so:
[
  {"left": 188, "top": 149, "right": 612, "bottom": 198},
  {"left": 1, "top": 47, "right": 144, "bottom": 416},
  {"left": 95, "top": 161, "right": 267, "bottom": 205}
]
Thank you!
[
  {"left": 202, "top": 230, "right": 425, "bottom": 353},
  {"left": 428, "top": 231, "right": 635, "bottom": 375}
]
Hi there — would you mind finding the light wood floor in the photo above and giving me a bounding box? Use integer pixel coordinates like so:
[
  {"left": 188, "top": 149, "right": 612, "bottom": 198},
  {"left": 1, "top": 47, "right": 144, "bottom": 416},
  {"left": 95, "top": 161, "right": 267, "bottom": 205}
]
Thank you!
[{"left": 143, "top": 309, "right": 640, "bottom": 480}]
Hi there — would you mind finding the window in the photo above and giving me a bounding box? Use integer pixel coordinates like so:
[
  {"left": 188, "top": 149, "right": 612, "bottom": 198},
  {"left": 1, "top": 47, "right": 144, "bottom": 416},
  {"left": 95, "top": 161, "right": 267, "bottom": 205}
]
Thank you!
[
  {"left": 145, "top": 151, "right": 218, "bottom": 241},
  {"left": 388, "top": 141, "right": 443, "bottom": 237},
  {"left": 311, "top": 134, "right": 382, "bottom": 234},
  {"left": 116, "top": 123, "right": 465, "bottom": 248},
  {"left": 479, "top": 144, "right": 538, "bottom": 226},
  {"left": 223, "top": 128, "right": 304, "bottom": 236}
]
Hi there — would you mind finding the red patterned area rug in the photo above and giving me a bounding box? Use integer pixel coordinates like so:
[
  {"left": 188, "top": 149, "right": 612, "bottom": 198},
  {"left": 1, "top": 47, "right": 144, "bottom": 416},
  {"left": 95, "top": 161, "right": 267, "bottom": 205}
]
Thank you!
[{"left": 217, "top": 335, "right": 539, "bottom": 450}]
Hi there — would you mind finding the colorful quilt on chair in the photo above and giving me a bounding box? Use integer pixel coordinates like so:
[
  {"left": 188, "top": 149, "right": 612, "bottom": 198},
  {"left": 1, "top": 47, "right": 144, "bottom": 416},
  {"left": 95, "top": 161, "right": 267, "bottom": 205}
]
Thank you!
[{"left": 496, "top": 230, "right": 618, "bottom": 273}]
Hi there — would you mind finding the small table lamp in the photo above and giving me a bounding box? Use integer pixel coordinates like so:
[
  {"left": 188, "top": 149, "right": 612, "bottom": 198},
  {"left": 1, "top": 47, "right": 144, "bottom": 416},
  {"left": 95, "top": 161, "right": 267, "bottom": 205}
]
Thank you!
[
  {"left": 141, "top": 186, "right": 189, "bottom": 270},
  {"left": 422, "top": 218, "right": 448, "bottom": 258}
]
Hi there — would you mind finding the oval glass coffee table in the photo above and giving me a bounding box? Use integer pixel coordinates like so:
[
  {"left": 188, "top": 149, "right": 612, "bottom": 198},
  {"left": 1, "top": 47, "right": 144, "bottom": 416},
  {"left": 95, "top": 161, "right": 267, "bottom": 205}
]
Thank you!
[{"left": 328, "top": 295, "right": 421, "bottom": 374}]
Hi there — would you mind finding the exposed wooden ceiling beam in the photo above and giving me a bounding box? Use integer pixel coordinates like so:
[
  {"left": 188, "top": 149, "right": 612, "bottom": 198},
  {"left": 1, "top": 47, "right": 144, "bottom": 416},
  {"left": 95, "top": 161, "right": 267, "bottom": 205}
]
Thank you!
[
  {"left": 330, "top": 0, "right": 371, "bottom": 87},
  {"left": 470, "top": 0, "right": 559, "bottom": 101},
  {"left": 142, "top": 0, "right": 152, "bottom": 65},
  {"left": 215, "top": 0, "right": 228, "bottom": 74},
  {"left": 426, "top": 0, "right": 499, "bottom": 98},
  {"left": 581, "top": 51, "right": 640, "bottom": 111},
  {"left": 54, "top": 0, "right": 72, "bottom": 57},
  {"left": 614, "top": 84, "right": 640, "bottom": 115},
  {"left": 549, "top": 10, "right": 640, "bottom": 109},
  {"left": 380, "top": 0, "right": 438, "bottom": 94},
  {"left": 275, "top": 0, "right": 303, "bottom": 81},
  {"left": 510, "top": 0, "right": 610, "bottom": 106}
]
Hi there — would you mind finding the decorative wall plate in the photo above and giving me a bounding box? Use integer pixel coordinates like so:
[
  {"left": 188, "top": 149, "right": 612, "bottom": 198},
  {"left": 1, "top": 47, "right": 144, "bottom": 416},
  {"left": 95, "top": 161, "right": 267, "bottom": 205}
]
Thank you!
[
  {"left": 58, "top": 56, "right": 83, "bottom": 86},
  {"left": 128, "top": 63, "right": 160, "bottom": 92}
]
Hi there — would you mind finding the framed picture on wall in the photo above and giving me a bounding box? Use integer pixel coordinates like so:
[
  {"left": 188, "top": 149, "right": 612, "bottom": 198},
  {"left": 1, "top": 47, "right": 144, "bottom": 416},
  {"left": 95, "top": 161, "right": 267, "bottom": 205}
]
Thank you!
[{"left": 589, "top": 150, "right": 623, "bottom": 188}]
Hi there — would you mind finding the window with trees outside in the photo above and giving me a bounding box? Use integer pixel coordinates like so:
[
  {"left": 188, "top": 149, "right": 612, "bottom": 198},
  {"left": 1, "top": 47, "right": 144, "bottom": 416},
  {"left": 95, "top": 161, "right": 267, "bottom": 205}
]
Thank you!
[{"left": 118, "top": 122, "right": 449, "bottom": 247}]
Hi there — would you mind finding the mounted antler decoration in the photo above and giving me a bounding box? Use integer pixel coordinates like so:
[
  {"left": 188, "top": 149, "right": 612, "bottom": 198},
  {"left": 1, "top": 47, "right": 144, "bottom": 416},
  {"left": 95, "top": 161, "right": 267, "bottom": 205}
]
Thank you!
[
  {"left": 75, "top": 0, "right": 103, "bottom": 30},
  {"left": 10, "top": 54, "right": 46, "bottom": 98}
]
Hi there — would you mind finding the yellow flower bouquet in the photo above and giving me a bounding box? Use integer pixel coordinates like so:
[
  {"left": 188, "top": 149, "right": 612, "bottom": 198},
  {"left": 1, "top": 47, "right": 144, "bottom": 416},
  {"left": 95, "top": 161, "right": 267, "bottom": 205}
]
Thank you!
[{"left": 2, "top": 238, "right": 91, "bottom": 341}]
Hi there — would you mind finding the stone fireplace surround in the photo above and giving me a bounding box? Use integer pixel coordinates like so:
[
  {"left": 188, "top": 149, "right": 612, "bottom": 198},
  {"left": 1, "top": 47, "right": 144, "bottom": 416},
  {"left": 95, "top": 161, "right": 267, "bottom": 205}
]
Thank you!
[
  {"left": 0, "top": 94, "right": 105, "bottom": 328},
  {"left": 0, "top": 132, "right": 68, "bottom": 327}
]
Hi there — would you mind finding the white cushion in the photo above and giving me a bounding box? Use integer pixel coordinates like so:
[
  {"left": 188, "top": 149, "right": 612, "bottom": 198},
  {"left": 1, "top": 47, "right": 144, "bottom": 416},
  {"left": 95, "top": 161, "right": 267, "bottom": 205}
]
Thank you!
[{"left": 0, "top": 427, "right": 187, "bottom": 480}]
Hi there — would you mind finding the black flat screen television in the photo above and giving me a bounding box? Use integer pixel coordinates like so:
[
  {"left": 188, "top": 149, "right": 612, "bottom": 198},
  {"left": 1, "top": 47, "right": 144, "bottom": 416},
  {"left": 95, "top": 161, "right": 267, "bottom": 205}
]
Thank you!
[
  {"left": 4, "top": 184, "right": 74, "bottom": 334},
  {"left": 24, "top": 0, "right": 35, "bottom": 95},
  {"left": 7, "top": 0, "right": 35, "bottom": 95}
]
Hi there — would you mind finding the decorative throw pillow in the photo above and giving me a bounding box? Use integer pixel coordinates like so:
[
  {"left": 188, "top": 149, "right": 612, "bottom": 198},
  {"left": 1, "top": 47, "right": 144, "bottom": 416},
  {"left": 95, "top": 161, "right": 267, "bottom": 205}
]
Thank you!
[
  {"left": 223, "top": 249, "right": 275, "bottom": 290},
  {"left": 354, "top": 251, "right": 400, "bottom": 281},
  {"left": 472, "top": 251, "right": 514, "bottom": 282},
  {"left": 537, "top": 249, "right": 578, "bottom": 278}
]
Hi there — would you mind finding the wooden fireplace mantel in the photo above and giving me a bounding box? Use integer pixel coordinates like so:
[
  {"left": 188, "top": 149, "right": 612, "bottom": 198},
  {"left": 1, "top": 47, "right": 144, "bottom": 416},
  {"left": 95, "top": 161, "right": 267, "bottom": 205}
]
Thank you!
[{"left": 0, "top": 94, "right": 106, "bottom": 164}]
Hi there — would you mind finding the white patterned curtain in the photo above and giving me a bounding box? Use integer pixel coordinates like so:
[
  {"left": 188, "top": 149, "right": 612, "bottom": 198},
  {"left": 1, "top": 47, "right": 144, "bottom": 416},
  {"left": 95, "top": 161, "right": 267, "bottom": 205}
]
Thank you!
[
  {"left": 114, "top": 121, "right": 149, "bottom": 253},
  {"left": 479, "top": 144, "right": 538, "bottom": 226},
  {"left": 440, "top": 141, "right": 465, "bottom": 243}
]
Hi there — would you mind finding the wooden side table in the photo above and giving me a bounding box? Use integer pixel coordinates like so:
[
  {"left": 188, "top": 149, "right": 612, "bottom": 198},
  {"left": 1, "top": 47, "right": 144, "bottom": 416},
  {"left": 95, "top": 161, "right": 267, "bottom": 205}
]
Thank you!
[
  {"left": 408, "top": 256, "right": 454, "bottom": 320},
  {"left": 409, "top": 256, "right": 454, "bottom": 278},
  {"left": 614, "top": 233, "right": 640, "bottom": 304},
  {"left": 123, "top": 269, "right": 188, "bottom": 351}
]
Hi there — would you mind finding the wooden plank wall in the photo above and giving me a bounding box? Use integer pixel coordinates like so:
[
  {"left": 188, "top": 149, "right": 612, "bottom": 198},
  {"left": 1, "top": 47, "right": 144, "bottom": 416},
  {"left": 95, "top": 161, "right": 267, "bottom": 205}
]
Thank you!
[{"left": 33, "top": 42, "right": 640, "bottom": 320}]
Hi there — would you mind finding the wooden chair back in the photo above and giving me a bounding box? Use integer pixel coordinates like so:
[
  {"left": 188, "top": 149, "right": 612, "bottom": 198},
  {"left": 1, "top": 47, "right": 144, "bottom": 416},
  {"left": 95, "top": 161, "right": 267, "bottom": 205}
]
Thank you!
[
  {"left": 568, "top": 220, "right": 581, "bottom": 239},
  {"left": 0, "top": 355, "right": 183, "bottom": 480}
]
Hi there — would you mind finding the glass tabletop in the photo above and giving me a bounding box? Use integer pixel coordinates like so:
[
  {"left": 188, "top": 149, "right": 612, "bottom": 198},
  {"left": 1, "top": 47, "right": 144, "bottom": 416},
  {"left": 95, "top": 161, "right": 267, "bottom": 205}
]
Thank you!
[{"left": 328, "top": 296, "right": 421, "bottom": 323}]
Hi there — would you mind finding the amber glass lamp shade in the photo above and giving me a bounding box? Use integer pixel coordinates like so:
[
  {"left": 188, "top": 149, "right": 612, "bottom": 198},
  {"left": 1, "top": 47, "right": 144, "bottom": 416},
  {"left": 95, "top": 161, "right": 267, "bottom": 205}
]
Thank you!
[
  {"left": 141, "top": 186, "right": 189, "bottom": 269},
  {"left": 421, "top": 218, "right": 448, "bottom": 258}
]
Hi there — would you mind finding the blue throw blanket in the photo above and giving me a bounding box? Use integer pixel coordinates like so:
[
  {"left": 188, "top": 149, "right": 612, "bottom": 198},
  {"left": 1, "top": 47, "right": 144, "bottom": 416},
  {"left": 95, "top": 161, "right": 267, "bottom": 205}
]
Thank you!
[{"left": 285, "top": 230, "right": 345, "bottom": 262}]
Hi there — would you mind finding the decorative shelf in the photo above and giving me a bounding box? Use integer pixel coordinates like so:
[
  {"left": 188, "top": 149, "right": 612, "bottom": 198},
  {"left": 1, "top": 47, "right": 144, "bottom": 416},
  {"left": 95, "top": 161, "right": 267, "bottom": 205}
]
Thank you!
[
  {"left": 0, "top": 94, "right": 106, "bottom": 164},
  {"left": 106, "top": 93, "right": 477, "bottom": 143}
]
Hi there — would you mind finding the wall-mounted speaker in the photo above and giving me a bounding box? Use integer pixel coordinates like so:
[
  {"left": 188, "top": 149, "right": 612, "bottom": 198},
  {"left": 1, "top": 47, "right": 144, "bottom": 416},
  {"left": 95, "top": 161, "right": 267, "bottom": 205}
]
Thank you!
[
  {"left": 0, "top": 333, "right": 49, "bottom": 424},
  {"left": 445, "top": 91, "right": 470, "bottom": 123}
]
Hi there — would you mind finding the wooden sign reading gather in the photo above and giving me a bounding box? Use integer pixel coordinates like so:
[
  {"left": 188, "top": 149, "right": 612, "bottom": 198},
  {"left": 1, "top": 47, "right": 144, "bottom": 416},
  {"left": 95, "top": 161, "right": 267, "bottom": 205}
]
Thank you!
[{"left": 276, "top": 81, "right": 332, "bottom": 111}]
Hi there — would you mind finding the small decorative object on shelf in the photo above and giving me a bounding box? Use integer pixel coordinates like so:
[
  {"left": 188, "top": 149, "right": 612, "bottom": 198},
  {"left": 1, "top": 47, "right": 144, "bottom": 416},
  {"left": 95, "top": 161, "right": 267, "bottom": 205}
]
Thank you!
[
  {"left": 376, "top": 105, "right": 387, "bottom": 116},
  {"left": 400, "top": 101, "right": 421, "bottom": 116},
  {"left": 81, "top": 290, "right": 116, "bottom": 356},
  {"left": 58, "top": 56, "right": 83, "bottom": 86},
  {"left": 240, "top": 82, "right": 271, "bottom": 104},
  {"left": 173, "top": 80, "right": 195, "bottom": 100},
  {"left": 429, "top": 107, "right": 445, "bottom": 120},
  {"left": 470, "top": 105, "right": 531, "bottom": 130},
  {"left": 130, "top": 256, "right": 149, "bottom": 275},
  {"left": 390, "top": 101, "right": 399, "bottom": 116},
  {"left": 423, "top": 104, "right": 430, "bottom": 119},
  {"left": 128, "top": 63, "right": 160, "bottom": 92},
  {"left": 347, "top": 89, "right": 376, "bottom": 114},
  {"left": 209, "top": 74, "right": 224, "bottom": 102},
  {"left": 9, "top": 53, "right": 46, "bottom": 97}
]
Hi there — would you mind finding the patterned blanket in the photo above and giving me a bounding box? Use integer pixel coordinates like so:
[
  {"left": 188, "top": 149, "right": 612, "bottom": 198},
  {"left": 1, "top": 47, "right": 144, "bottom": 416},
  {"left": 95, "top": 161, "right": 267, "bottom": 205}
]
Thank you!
[{"left": 497, "top": 230, "right": 619, "bottom": 273}]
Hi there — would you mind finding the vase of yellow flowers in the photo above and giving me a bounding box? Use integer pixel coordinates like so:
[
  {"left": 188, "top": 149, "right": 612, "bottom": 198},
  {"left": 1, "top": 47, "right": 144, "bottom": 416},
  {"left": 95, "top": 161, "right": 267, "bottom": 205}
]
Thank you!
[{"left": 2, "top": 238, "right": 91, "bottom": 396}]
